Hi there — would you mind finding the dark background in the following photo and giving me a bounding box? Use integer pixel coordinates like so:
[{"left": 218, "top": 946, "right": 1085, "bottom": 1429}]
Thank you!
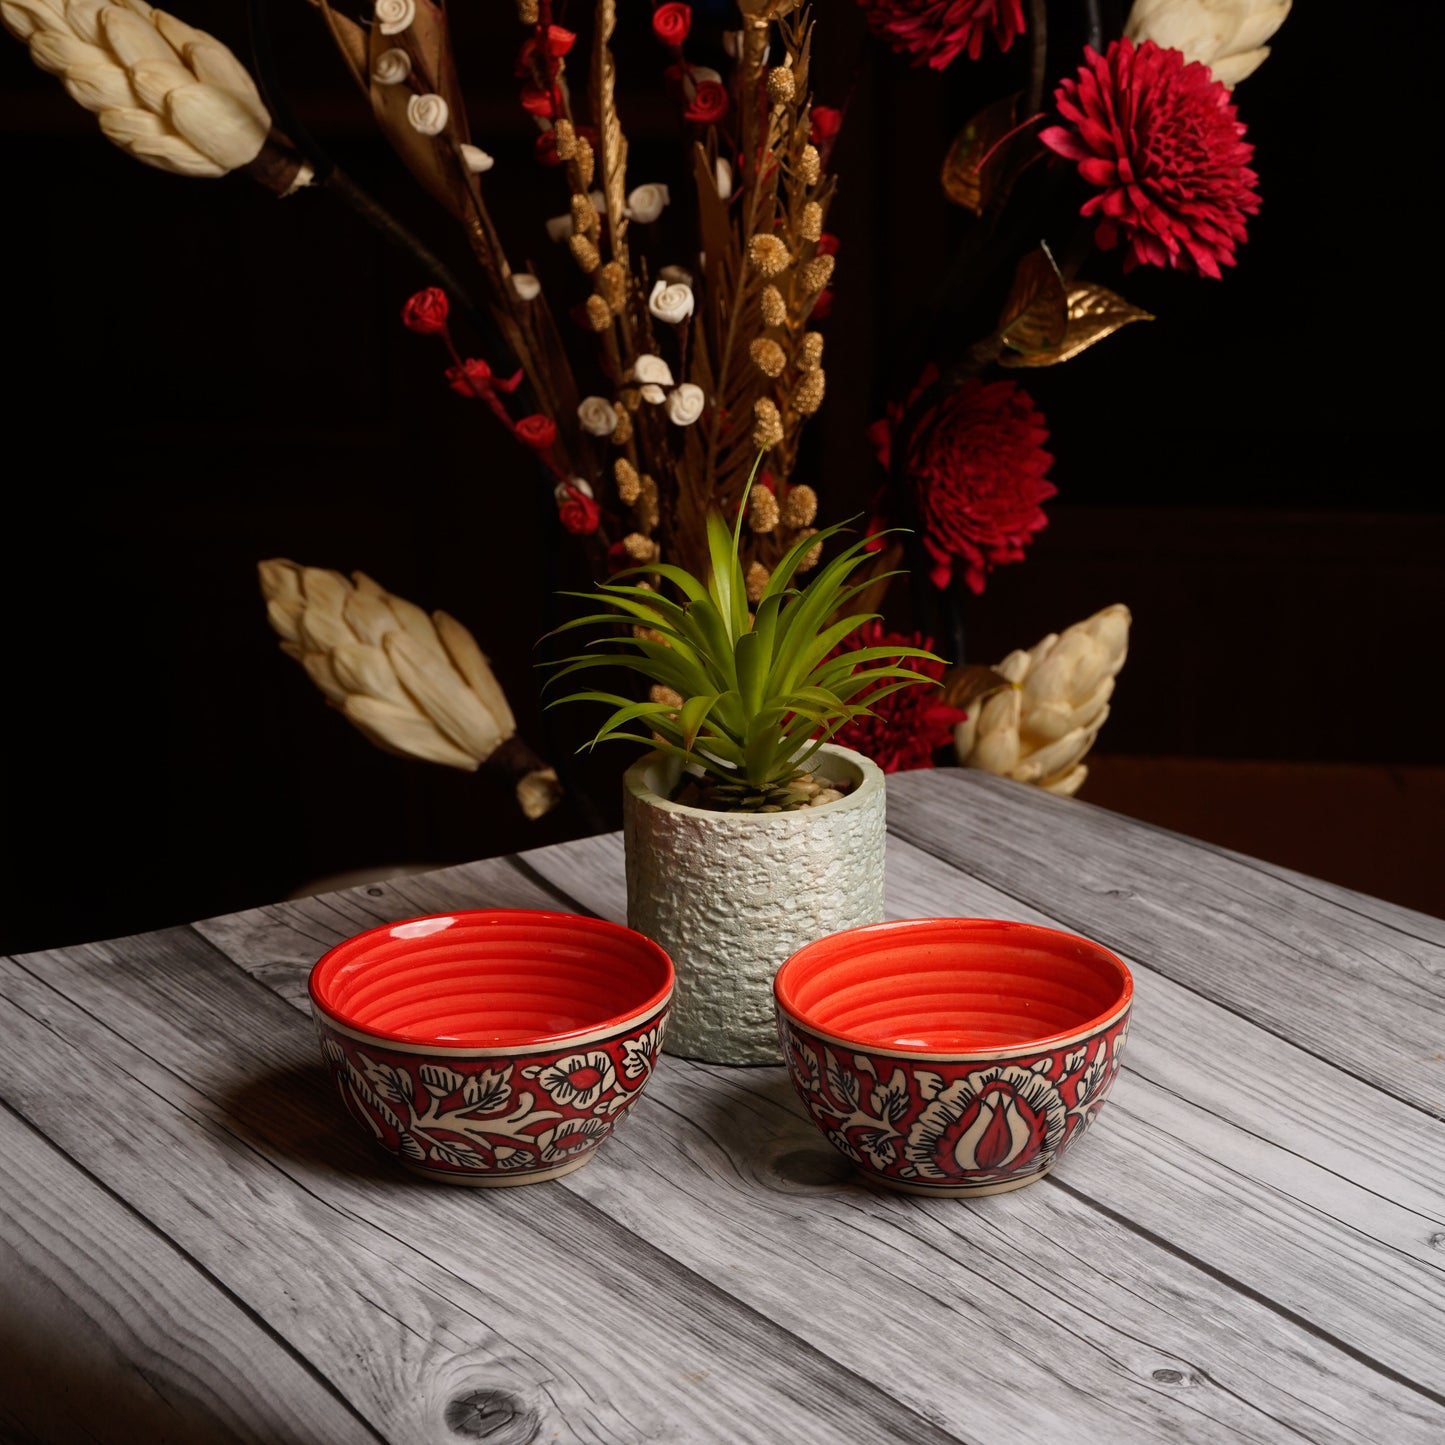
[{"left": 2, "top": 0, "right": 1440, "bottom": 954}]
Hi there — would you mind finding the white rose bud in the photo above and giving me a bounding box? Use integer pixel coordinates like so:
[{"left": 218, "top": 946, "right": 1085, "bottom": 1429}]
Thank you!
[
  {"left": 590, "top": 190, "right": 608, "bottom": 215},
  {"left": 406, "top": 94, "right": 449, "bottom": 136},
  {"left": 665, "top": 383, "right": 705, "bottom": 427},
  {"left": 639, "top": 384, "right": 667, "bottom": 405},
  {"left": 460, "top": 144, "right": 494, "bottom": 173},
  {"left": 512, "top": 273, "right": 541, "bottom": 300},
  {"left": 658, "top": 265, "right": 693, "bottom": 287},
  {"left": 374, "top": 0, "right": 416, "bottom": 36},
  {"left": 715, "top": 156, "right": 733, "bottom": 200},
  {"left": 625, "top": 183, "right": 671, "bottom": 224},
  {"left": 632, "top": 354, "right": 675, "bottom": 387},
  {"left": 545, "top": 214, "right": 572, "bottom": 242},
  {"left": 577, "top": 396, "right": 619, "bottom": 437},
  {"left": 554, "top": 477, "right": 594, "bottom": 503},
  {"left": 372, "top": 49, "right": 411, "bottom": 85},
  {"left": 649, "top": 278, "right": 695, "bottom": 325}
]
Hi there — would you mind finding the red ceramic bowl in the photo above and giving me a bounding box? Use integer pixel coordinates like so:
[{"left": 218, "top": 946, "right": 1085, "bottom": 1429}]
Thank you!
[
  {"left": 774, "top": 919, "right": 1132, "bottom": 1197},
  {"left": 309, "top": 909, "right": 674, "bottom": 1186}
]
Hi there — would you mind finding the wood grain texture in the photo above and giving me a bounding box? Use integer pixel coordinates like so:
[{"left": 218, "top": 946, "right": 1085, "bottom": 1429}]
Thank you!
[
  {"left": 5, "top": 771, "right": 1444, "bottom": 1443},
  {"left": 0, "top": 939, "right": 957, "bottom": 1445},
  {"left": 882, "top": 770, "right": 1445, "bottom": 1117},
  {"left": 882, "top": 838, "right": 1445, "bottom": 1386},
  {"left": 0, "top": 1102, "right": 376, "bottom": 1445},
  {"left": 521, "top": 830, "right": 1445, "bottom": 1440}
]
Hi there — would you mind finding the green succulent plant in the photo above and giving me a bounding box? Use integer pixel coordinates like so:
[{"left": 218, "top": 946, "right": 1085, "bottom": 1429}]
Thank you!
[{"left": 545, "top": 465, "right": 941, "bottom": 812}]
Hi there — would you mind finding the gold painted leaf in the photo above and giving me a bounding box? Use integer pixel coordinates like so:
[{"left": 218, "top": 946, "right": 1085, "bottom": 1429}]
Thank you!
[
  {"left": 1001, "top": 282, "right": 1154, "bottom": 368},
  {"left": 998, "top": 244, "right": 1068, "bottom": 355},
  {"left": 942, "top": 664, "right": 1013, "bottom": 712},
  {"left": 940, "top": 94, "right": 1019, "bottom": 214}
]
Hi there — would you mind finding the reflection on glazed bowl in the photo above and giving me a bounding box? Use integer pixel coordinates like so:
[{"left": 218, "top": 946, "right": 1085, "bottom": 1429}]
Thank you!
[
  {"left": 774, "top": 918, "right": 1132, "bottom": 1197},
  {"left": 309, "top": 909, "right": 674, "bottom": 1186}
]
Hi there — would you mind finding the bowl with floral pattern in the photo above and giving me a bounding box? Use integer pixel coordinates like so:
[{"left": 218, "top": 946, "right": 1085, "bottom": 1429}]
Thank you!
[
  {"left": 774, "top": 918, "right": 1132, "bottom": 1197},
  {"left": 309, "top": 909, "right": 673, "bottom": 1186}
]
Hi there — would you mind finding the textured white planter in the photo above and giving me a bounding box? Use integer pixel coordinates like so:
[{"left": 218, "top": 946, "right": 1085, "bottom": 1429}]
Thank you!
[{"left": 623, "top": 744, "right": 887, "bottom": 1065}]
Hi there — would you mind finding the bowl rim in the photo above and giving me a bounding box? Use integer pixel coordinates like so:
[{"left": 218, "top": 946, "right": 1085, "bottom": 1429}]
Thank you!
[
  {"left": 773, "top": 916, "right": 1133, "bottom": 1062},
  {"left": 308, "top": 907, "right": 675, "bottom": 1056}
]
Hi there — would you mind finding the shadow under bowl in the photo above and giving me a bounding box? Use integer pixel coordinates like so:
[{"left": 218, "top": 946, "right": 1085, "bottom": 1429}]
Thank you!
[
  {"left": 309, "top": 909, "right": 674, "bottom": 1186},
  {"left": 774, "top": 918, "right": 1133, "bottom": 1197}
]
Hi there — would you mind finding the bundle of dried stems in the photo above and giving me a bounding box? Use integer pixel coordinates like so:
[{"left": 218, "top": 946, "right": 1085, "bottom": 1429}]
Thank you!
[{"left": 304, "top": 0, "right": 838, "bottom": 588}]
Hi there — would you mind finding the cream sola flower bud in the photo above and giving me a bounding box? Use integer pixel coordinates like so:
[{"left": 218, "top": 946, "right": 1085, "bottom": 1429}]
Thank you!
[
  {"left": 625, "top": 182, "right": 670, "bottom": 223},
  {"left": 577, "top": 395, "right": 618, "bottom": 436},
  {"left": 2, "top": 0, "right": 274, "bottom": 177},
  {"left": 665, "top": 383, "right": 705, "bottom": 426},
  {"left": 955, "top": 605, "right": 1131, "bottom": 796},
  {"left": 258, "top": 560, "right": 562, "bottom": 818},
  {"left": 648, "top": 278, "right": 694, "bottom": 325},
  {"left": 1125, "top": 0, "right": 1291, "bottom": 86}
]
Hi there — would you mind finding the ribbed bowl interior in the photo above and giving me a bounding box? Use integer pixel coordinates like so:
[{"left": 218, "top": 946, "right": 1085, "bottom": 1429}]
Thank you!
[
  {"left": 776, "top": 918, "right": 1131, "bottom": 1054},
  {"left": 310, "top": 910, "right": 674, "bottom": 1048}
]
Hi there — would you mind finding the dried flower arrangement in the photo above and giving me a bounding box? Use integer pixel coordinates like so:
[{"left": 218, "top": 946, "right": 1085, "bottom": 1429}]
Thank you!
[
  {"left": 366, "top": 0, "right": 842, "bottom": 593},
  {"left": 0, "top": 0, "right": 1291, "bottom": 816},
  {"left": 0, "top": 0, "right": 850, "bottom": 815},
  {"left": 833, "top": 0, "right": 1291, "bottom": 791}
]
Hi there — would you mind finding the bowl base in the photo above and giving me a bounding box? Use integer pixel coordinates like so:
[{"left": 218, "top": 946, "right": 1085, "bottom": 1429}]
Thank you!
[
  {"left": 867, "top": 1166, "right": 1051, "bottom": 1199},
  {"left": 398, "top": 1153, "right": 595, "bottom": 1187}
]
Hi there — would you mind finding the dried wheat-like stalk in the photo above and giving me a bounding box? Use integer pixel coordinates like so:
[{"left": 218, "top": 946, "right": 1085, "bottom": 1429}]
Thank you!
[
  {"left": 2, "top": 0, "right": 274, "bottom": 177},
  {"left": 259, "top": 559, "right": 562, "bottom": 819},
  {"left": 690, "top": 8, "right": 837, "bottom": 579}
]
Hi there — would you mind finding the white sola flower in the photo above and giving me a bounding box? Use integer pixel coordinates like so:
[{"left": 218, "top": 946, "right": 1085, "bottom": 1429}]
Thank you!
[
  {"left": 1, "top": 0, "right": 272, "bottom": 176},
  {"left": 373, "top": 0, "right": 415, "bottom": 37},
  {"left": 1125, "top": 0, "right": 1291, "bottom": 86},
  {"left": 665, "top": 383, "right": 705, "bottom": 426},
  {"left": 577, "top": 396, "right": 618, "bottom": 436},
  {"left": 648, "top": 278, "right": 694, "bottom": 325},
  {"left": 625, "top": 182, "right": 670, "bottom": 223},
  {"left": 258, "top": 560, "right": 562, "bottom": 817},
  {"left": 955, "top": 605, "right": 1131, "bottom": 796},
  {"left": 406, "top": 93, "right": 448, "bottom": 136}
]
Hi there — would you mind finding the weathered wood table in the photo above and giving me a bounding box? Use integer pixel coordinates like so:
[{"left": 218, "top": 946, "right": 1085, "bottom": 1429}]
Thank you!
[{"left": 3, "top": 770, "right": 1443, "bottom": 1444}]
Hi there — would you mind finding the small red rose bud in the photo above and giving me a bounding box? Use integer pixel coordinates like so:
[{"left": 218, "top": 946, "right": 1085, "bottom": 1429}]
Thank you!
[
  {"left": 401, "top": 287, "right": 449, "bottom": 334},
  {"left": 684, "top": 80, "right": 729, "bottom": 125},
  {"left": 515, "top": 414, "right": 558, "bottom": 451},
  {"left": 652, "top": 3, "right": 691, "bottom": 47},
  {"left": 559, "top": 484, "right": 601, "bottom": 535}
]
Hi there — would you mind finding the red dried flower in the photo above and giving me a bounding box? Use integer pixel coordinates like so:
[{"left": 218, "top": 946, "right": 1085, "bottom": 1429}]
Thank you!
[
  {"left": 809, "top": 105, "right": 843, "bottom": 143},
  {"left": 515, "top": 414, "right": 558, "bottom": 451},
  {"left": 814, "top": 232, "right": 840, "bottom": 257},
  {"left": 515, "top": 25, "right": 575, "bottom": 77},
  {"left": 1040, "top": 38, "right": 1260, "bottom": 278},
  {"left": 856, "top": 0, "right": 1025, "bottom": 68},
  {"left": 831, "top": 622, "right": 968, "bottom": 773},
  {"left": 652, "top": 2, "right": 691, "bottom": 46},
  {"left": 869, "top": 366, "right": 1054, "bottom": 594},
  {"left": 401, "top": 288, "right": 449, "bottom": 335},
  {"left": 810, "top": 288, "right": 834, "bottom": 321},
  {"left": 534, "top": 130, "right": 563, "bottom": 166},
  {"left": 519, "top": 84, "right": 559, "bottom": 119},
  {"left": 684, "top": 80, "right": 729, "bottom": 125},
  {"left": 559, "top": 485, "right": 601, "bottom": 536},
  {"left": 446, "top": 359, "right": 524, "bottom": 398}
]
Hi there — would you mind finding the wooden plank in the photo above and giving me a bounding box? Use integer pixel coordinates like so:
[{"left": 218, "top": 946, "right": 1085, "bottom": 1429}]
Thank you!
[
  {"left": 0, "top": 942, "right": 962, "bottom": 1445},
  {"left": 0, "top": 1102, "right": 376, "bottom": 1445},
  {"left": 216, "top": 861, "right": 1445, "bottom": 1440},
  {"left": 520, "top": 833, "right": 1445, "bottom": 1416},
  {"left": 191, "top": 854, "right": 565, "bottom": 1003},
  {"left": 586, "top": 1057, "right": 1445, "bottom": 1443},
  {"left": 883, "top": 769, "right": 1445, "bottom": 1117}
]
